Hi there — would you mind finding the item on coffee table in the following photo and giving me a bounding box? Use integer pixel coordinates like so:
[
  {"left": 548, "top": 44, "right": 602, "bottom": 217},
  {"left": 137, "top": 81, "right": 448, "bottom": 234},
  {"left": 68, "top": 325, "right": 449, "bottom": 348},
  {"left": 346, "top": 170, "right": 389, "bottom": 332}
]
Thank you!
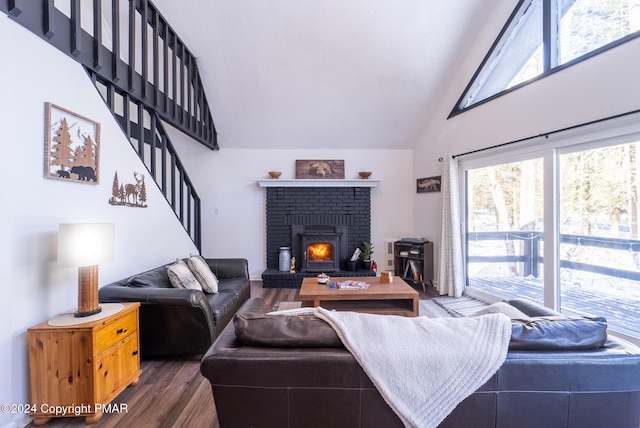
[
  {"left": 337, "top": 280, "right": 370, "bottom": 290},
  {"left": 317, "top": 273, "right": 329, "bottom": 284},
  {"left": 380, "top": 271, "right": 393, "bottom": 283}
]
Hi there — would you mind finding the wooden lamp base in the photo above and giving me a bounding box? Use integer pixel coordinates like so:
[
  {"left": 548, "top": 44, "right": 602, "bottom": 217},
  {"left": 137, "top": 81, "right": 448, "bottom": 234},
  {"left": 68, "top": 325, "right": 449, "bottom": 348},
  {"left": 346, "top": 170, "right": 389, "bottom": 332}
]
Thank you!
[{"left": 75, "top": 265, "right": 102, "bottom": 317}]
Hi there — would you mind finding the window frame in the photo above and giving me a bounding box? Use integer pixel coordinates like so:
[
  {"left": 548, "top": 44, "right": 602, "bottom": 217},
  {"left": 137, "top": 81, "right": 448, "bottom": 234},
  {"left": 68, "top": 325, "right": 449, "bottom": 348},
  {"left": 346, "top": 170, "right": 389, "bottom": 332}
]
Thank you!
[
  {"left": 450, "top": 0, "right": 640, "bottom": 118},
  {"left": 457, "top": 112, "right": 640, "bottom": 345}
]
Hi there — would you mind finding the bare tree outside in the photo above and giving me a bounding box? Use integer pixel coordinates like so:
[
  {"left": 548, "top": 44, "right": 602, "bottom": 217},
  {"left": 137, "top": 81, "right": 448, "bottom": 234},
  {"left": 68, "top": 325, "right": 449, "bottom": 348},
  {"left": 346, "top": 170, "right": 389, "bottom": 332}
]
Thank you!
[
  {"left": 509, "top": 0, "right": 640, "bottom": 85},
  {"left": 466, "top": 141, "right": 640, "bottom": 337},
  {"left": 560, "top": 0, "right": 640, "bottom": 64},
  {"left": 467, "top": 158, "right": 543, "bottom": 278}
]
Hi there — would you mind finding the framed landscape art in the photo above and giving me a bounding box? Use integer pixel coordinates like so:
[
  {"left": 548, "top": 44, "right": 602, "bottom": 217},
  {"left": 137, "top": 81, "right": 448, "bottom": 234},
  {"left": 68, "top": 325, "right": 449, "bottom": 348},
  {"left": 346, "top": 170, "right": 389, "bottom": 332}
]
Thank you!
[{"left": 44, "top": 103, "right": 101, "bottom": 184}]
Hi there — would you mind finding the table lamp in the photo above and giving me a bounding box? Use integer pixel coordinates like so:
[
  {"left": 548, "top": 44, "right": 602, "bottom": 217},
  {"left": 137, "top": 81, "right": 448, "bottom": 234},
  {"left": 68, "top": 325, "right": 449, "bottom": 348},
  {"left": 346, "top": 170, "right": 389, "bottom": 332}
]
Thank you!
[{"left": 58, "top": 223, "right": 114, "bottom": 317}]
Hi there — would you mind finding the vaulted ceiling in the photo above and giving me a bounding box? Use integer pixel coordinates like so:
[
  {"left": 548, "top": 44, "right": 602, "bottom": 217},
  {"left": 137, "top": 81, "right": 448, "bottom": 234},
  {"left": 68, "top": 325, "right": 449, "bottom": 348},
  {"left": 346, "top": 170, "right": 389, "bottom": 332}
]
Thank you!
[{"left": 152, "top": 0, "right": 505, "bottom": 149}]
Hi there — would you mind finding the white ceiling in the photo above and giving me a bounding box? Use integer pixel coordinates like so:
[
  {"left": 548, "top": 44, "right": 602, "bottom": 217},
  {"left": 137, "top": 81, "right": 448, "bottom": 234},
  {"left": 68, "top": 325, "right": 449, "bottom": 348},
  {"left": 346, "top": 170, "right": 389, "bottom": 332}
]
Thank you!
[{"left": 151, "top": 0, "right": 502, "bottom": 149}]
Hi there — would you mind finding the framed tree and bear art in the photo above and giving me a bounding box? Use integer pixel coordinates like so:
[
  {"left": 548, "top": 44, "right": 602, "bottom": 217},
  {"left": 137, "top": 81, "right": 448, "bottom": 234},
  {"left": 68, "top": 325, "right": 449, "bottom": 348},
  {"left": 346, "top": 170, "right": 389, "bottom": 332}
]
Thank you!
[
  {"left": 44, "top": 102, "right": 147, "bottom": 208},
  {"left": 44, "top": 103, "right": 100, "bottom": 183}
]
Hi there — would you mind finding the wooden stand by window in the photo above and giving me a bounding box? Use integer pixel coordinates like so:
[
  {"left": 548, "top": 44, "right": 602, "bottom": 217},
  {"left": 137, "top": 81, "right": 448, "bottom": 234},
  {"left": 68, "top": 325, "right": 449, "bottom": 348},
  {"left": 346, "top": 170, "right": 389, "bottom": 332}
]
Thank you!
[{"left": 393, "top": 240, "right": 434, "bottom": 291}]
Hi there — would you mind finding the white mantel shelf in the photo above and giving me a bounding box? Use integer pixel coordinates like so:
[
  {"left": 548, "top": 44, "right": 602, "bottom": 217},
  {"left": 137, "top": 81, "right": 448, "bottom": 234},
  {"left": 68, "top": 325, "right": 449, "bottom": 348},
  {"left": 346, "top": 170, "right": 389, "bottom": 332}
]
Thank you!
[{"left": 257, "top": 179, "right": 380, "bottom": 188}]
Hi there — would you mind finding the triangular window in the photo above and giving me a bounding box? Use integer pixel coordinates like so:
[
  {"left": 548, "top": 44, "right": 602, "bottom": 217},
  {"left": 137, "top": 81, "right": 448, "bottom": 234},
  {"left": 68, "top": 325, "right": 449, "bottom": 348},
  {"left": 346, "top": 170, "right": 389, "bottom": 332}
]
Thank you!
[{"left": 450, "top": 0, "right": 640, "bottom": 117}]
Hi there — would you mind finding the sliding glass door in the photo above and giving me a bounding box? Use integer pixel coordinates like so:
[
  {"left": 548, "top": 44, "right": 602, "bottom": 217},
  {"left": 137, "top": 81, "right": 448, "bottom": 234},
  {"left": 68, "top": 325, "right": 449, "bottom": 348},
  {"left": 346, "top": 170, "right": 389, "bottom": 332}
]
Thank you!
[
  {"left": 462, "top": 131, "right": 640, "bottom": 341},
  {"left": 558, "top": 141, "right": 640, "bottom": 336}
]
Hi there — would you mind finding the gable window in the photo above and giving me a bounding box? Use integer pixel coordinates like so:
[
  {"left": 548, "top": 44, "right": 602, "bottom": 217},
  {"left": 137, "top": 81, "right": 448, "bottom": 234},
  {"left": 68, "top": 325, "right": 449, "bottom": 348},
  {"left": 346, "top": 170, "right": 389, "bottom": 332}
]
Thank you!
[
  {"left": 451, "top": 0, "right": 640, "bottom": 116},
  {"left": 460, "top": 114, "right": 640, "bottom": 343}
]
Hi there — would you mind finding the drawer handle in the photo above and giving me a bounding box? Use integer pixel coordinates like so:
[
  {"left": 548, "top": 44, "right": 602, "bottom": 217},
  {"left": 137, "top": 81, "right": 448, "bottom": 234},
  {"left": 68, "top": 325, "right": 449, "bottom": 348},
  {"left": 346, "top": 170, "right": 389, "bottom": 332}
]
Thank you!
[
  {"left": 116, "top": 328, "right": 124, "bottom": 334},
  {"left": 132, "top": 350, "right": 139, "bottom": 356}
]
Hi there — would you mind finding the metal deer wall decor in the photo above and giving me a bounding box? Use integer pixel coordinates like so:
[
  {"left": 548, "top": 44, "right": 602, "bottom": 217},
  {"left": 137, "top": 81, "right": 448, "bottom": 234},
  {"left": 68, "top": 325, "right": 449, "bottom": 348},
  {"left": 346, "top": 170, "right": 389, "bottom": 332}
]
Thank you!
[{"left": 108, "top": 171, "right": 148, "bottom": 208}]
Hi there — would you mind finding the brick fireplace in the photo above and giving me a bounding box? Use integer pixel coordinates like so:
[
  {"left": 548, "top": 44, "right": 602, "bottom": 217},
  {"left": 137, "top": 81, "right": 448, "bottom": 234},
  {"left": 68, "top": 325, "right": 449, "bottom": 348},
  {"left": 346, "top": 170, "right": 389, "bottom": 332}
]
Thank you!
[{"left": 260, "top": 182, "right": 378, "bottom": 287}]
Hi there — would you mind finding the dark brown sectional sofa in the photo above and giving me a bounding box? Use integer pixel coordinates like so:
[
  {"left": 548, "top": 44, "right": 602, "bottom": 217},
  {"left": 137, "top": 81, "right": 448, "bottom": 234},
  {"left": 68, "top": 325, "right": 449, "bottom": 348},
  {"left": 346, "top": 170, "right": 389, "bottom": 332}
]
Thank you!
[{"left": 201, "top": 297, "right": 640, "bottom": 428}]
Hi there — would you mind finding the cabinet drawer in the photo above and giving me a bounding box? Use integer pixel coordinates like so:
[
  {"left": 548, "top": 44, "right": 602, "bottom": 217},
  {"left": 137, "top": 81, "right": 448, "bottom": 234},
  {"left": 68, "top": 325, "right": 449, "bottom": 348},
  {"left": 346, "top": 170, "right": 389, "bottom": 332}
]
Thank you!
[{"left": 95, "top": 309, "right": 137, "bottom": 351}]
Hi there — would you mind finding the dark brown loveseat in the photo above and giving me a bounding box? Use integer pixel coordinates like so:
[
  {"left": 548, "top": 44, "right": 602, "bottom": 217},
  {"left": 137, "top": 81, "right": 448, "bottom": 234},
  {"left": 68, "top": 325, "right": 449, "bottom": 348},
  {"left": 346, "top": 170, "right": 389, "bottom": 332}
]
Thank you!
[
  {"left": 201, "top": 297, "right": 640, "bottom": 428},
  {"left": 99, "top": 258, "right": 250, "bottom": 356}
]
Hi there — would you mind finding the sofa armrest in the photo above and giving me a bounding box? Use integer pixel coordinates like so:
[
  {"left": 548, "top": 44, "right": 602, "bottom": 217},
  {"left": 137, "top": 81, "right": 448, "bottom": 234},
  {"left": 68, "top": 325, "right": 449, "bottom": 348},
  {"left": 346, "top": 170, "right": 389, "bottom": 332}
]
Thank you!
[
  {"left": 100, "top": 285, "right": 215, "bottom": 328},
  {"left": 100, "top": 284, "right": 218, "bottom": 355},
  {"left": 100, "top": 284, "right": 212, "bottom": 313},
  {"left": 205, "top": 258, "right": 249, "bottom": 280}
]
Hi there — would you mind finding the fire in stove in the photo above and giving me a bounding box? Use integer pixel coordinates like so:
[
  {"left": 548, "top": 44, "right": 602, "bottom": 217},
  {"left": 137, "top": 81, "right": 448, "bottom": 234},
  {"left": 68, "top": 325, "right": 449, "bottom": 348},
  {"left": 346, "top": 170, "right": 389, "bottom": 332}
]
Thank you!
[
  {"left": 293, "top": 224, "right": 346, "bottom": 272},
  {"left": 307, "top": 243, "right": 333, "bottom": 261}
]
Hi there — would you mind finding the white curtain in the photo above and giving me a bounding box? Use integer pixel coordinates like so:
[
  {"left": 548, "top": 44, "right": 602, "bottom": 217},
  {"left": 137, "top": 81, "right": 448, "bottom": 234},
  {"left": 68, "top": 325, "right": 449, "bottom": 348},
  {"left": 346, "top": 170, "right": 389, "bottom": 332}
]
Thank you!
[{"left": 437, "top": 154, "right": 464, "bottom": 297}]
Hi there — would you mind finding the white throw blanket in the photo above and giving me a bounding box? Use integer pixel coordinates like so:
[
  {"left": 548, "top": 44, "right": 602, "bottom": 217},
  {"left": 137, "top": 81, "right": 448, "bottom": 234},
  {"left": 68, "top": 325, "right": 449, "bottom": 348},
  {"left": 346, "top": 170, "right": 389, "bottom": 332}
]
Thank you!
[{"left": 315, "top": 308, "right": 511, "bottom": 428}]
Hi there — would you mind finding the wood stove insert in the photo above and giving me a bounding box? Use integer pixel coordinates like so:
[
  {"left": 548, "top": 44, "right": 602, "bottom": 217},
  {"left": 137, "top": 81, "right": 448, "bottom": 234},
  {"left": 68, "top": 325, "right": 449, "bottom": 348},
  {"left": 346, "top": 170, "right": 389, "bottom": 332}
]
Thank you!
[{"left": 292, "top": 225, "right": 348, "bottom": 272}]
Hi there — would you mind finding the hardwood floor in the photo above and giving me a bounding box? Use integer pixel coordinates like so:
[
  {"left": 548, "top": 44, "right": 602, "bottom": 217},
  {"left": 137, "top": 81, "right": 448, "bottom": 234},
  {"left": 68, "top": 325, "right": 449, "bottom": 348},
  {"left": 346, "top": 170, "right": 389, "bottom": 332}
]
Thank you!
[{"left": 26, "top": 281, "right": 437, "bottom": 428}]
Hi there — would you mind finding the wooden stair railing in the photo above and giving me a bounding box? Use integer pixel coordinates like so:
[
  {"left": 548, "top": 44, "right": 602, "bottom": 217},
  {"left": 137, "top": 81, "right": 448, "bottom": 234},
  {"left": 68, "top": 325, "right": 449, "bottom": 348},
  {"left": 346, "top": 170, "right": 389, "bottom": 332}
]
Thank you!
[
  {"left": 91, "top": 73, "right": 201, "bottom": 250},
  {"left": 2, "top": 0, "right": 212, "bottom": 250},
  {"left": 2, "top": 0, "right": 218, "bottom": 150}
]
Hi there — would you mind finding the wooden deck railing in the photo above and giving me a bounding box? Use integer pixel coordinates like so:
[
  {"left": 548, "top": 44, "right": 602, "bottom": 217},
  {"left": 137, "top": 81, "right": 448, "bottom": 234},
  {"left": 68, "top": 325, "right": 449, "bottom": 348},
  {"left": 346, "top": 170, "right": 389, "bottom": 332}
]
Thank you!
[{"left": 467, "top": 231, "right": 640, "bottom": 281}]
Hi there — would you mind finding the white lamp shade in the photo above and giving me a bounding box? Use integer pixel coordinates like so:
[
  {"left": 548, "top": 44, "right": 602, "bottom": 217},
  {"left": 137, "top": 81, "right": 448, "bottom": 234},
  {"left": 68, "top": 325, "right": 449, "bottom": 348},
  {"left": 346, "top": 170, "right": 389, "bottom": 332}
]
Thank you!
[{"left": 58, "top": 223, "right": 115, "bottom": 267}]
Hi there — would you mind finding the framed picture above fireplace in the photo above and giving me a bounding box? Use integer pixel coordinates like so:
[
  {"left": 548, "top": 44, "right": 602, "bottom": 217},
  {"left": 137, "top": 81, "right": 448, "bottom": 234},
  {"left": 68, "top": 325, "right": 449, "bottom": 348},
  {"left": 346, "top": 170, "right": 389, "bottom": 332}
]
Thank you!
[{"left": 295, "top": 160, "right": 345, "bottom": 179}]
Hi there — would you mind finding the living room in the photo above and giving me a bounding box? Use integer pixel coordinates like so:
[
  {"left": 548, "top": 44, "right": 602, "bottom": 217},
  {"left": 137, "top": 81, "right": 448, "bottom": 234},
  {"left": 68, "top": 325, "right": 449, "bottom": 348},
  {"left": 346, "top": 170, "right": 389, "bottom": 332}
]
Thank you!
[{"left": 2, "top": 1, "right": 640, "bottom": 427}]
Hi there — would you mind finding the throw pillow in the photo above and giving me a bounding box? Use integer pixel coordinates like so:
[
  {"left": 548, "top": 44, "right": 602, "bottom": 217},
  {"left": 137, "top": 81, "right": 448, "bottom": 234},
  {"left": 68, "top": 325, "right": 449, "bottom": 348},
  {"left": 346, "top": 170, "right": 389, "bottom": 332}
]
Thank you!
[
  {"left": 187, "top": 255, "right": 219, "bottom": 293},
  {"left": 233, "top": 312, "right": 343, "bottom": 348},
  {"left": 472, "top": 302, "right": 529, "bottom": 319},
  {"left": 127, "top": 268, "right": 173, "bottom": 288},
  {"left": 167, "top": 259, "right": 202, "bottom": 291},
  {"left": 510, "top": 316, "right": 608, "bottom": 350}
]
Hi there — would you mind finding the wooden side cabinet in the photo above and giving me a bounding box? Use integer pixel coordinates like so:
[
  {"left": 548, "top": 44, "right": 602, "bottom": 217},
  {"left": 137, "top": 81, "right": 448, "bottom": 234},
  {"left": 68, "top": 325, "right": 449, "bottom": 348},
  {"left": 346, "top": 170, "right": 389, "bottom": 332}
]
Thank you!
[
  {"left": 28, "top": 302, "right": 141, "bottom": 425},
  {"left": 393, "top": 240, "right": 434, "bottom": 291}
]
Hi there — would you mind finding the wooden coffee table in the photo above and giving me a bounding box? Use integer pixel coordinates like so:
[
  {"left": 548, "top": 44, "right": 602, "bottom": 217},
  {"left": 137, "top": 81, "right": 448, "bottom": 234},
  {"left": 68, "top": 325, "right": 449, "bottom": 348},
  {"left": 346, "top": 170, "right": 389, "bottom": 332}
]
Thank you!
[{"left": 299, "top": 276, "right": 419, "bottom": 317}]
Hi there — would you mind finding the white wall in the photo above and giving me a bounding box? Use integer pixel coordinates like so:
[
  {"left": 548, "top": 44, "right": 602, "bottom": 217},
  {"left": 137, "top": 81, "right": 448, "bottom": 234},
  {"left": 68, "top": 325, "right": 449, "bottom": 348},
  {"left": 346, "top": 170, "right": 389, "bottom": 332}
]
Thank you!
[
  {"left": 412, "top": 18, "right": 640, "bottom": 280},
  {"left": 1, "top": 17, "right": 197, "bottom": 428},
  {"left": 166, "top": 123, "right": 415, "bottom": 278}
]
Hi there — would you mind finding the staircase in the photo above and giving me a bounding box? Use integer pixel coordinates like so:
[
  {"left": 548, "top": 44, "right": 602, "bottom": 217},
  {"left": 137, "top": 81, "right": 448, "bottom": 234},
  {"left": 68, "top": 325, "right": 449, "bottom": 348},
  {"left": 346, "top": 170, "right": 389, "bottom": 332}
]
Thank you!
[
  {"left": 91, "top": 72, "right": 201, "bottom": 249},
  {"left": 2, "top": 0, "right": 215, "bottom": 250}
]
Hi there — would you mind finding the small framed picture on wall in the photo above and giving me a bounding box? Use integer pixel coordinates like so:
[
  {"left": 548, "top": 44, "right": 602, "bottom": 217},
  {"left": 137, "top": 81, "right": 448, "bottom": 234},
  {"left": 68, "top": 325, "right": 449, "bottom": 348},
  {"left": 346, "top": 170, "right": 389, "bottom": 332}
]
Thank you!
[{"left": 417, "top": 175, "right": 441, "bottom": 193}]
